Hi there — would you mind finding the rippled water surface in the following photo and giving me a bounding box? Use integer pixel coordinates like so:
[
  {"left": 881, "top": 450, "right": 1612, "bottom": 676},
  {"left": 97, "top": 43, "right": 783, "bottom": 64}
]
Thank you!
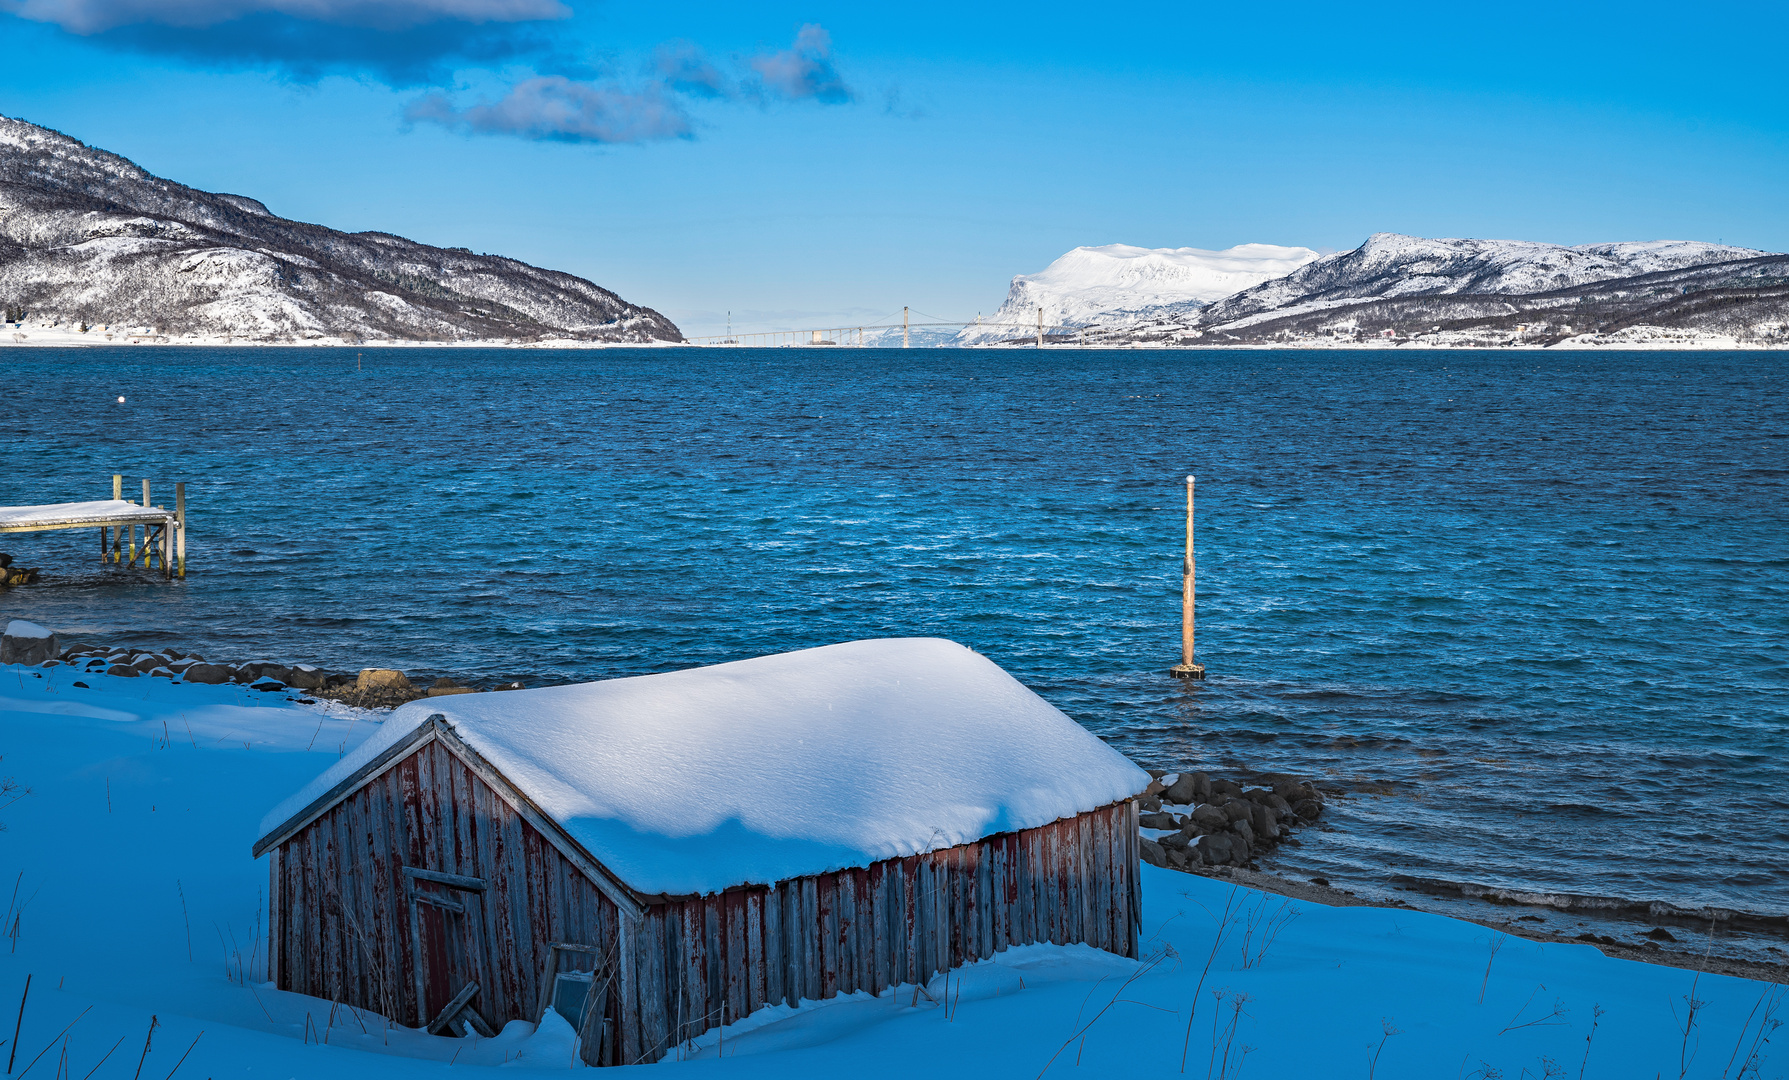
[{"left": 2, "top": 347, "right": 1785, "bottom": 944}]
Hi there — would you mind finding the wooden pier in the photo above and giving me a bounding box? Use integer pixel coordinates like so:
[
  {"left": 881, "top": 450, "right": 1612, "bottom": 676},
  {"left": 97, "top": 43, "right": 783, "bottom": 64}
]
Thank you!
[{"left": 0, "top": 475, "right": 187, "bottom": 578}]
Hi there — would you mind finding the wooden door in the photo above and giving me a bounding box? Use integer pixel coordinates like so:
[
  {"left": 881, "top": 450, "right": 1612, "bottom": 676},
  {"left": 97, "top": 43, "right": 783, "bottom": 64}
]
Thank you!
[{"left": 405, "top": 869, "right": 493, "bottom": 1036}]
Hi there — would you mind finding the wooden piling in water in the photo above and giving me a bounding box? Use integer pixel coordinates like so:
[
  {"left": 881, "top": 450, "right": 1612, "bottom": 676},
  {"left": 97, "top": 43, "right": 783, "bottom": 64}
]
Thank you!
[
  {"left": 1170, "top": 474, "right": 1206, "bottom": 679},
  {"left": 176, "top": 483, "right": 186, "bottom": 579}
]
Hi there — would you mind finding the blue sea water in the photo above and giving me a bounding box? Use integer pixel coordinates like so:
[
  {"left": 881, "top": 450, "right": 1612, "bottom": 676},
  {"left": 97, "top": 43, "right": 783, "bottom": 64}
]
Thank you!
[{"left": 2, "top": 347, "right": 1785, "bottom": 952}]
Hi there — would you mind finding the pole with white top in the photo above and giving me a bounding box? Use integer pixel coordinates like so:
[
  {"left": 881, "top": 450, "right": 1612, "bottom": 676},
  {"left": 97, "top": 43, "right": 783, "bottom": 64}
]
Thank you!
[{"left": 1170, "top": 474, "right": 1205, "bottom": 679}]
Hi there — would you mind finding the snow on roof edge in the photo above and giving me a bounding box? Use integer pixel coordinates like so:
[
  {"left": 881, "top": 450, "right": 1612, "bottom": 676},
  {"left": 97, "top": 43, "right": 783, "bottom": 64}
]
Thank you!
[{"left": 257, "top": 638, "right": 1149, "bottom": 897}]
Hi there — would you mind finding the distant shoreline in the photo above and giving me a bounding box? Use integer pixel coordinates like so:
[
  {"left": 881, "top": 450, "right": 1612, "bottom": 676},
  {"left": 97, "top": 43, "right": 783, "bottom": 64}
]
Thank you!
[{"left": 3, "top": 334, "right": 1785, "bottom": 351}]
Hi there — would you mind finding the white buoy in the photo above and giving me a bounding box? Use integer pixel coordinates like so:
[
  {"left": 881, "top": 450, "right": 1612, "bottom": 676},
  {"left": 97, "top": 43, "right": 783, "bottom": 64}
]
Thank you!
[{"left": 116, "top": 396, "right": 125, "bottom": 403}]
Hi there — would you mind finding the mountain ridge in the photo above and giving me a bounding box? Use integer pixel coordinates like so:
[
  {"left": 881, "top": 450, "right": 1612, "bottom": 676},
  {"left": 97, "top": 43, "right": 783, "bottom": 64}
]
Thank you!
[
  {"left": 989, "top": 232, "right": 1787, "bottom": 348},
  {"left": 0, "top": 114, "right": 682, "bottom": 344}
]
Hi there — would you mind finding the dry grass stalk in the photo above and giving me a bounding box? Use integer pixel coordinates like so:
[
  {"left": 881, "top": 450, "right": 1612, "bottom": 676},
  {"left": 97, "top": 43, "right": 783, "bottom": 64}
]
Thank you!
[
  {"left": 1577, "top": 1003, "right": 1603, "bottom": 1080},
  {"left": 1366, "top": 1018, "right": 1401, "bottom": 1080},
  {"left": 1180, "top": 888, "right": 1241, "bottom": 1073},
  {"left": 1479, "top": 932, "right": 1507, "bottom": 1005},
  {"left": 130, "top": 1016, "right": 158, "bottom": 1080}
]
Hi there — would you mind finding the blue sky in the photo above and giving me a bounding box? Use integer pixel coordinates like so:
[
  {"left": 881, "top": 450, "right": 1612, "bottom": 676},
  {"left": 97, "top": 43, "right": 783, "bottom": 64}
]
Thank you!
[{"left": 3, "top": 0, "right": 1786, "bottom": 336}]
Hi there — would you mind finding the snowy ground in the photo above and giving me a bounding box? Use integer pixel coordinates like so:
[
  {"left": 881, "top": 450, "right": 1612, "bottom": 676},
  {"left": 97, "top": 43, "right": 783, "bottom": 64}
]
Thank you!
[{"left": 0, "top": 662, "right": 1782, "bottom": 1078}]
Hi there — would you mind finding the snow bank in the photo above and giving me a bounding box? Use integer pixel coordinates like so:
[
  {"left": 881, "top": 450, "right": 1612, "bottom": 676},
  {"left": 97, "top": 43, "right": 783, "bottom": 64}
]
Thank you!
[
  {"left": 259, "top": 638, "right": 1150, "bottom": 897},
  {"left": 2, "top": 662, "right": 1781, "bottom": 1079}
]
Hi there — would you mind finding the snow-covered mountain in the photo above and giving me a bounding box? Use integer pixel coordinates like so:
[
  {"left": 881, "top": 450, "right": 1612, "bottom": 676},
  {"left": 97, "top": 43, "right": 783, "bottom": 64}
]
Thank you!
[
  {"left": 1044, "top": 232, "right": 1788, "bottom": 349},
  {"left": 0, "top": 114, "right": 681, "bottom": 344},
  {"left": 956, "top": 242, "right": 1319, "bottom": 343},
  {"left": 1195, "top": 232, "right": 1771, "bottom": 330}
]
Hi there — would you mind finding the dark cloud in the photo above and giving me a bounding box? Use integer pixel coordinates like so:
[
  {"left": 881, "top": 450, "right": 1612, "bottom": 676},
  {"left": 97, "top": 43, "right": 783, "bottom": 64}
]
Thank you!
[
  {"left": 747, "top": 23, "right": 850, "bottom": 104},
  {"left": 406, "top": 25, "right": 855, "bottom": 145},
  {"left": 80, "top": 13, "right": 556, "bottom": 82},
  {"left": 407, "top": 76, "right": 691, "bottom": 143},
  {"left": 1, "top": 0, "right": 564, "bottom": 33},
  {"left": 0, "top": 0, "right": 568, "bottom": 82}
]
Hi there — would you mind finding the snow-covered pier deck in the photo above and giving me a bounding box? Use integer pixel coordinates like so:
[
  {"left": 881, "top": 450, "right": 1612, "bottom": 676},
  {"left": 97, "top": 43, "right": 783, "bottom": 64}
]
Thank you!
[{"left": 0, "top": 475, "right": 187, "bottom": 577}]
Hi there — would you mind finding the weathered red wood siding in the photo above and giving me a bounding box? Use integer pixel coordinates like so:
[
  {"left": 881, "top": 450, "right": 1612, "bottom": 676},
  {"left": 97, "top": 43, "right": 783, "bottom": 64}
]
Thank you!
[
  {"left": 271, "top": 739, "right": 621, "bottom": 1033},
  {"left": 619, "top": 799, "right": 1138, "bottom": 1065},
  {"left": 271, "top": 739, "right": 1138, "bottom": 1070}
]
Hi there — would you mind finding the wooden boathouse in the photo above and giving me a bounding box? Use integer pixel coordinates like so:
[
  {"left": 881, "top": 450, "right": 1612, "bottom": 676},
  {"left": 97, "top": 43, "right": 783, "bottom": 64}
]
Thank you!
[{"left": 252, "top": 638, "right": 1148, "bottom": 1065}]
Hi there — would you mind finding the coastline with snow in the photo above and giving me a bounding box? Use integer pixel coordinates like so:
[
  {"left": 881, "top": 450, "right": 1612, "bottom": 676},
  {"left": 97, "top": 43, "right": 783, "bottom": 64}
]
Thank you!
[{"left": 0, "top": 659, "right": 1782, "bottom": 1078}]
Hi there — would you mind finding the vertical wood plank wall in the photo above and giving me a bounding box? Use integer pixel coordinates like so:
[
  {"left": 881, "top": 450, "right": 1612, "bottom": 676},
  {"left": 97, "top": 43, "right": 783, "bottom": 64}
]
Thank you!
[
  {"left": 619, "top": 799, "right": 1138, "bottom": 1065},
  {"left": 273, "top": 740, "right": 621, "bottom": 1032},
  {"left": 274, "top": 749, "right": 1137, "bottom": 1070}
]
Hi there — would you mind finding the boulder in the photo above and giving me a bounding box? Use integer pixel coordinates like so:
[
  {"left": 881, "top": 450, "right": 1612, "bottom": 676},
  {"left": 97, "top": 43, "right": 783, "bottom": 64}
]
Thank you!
[
  {"left": 106, "top": 664, "right": 140, "bottom": 678},
  {"left": 427, "top": 686, "right": 478, "bottom": 697},
  {"left": 1201, "top": 832, "right": 1236, "bottom": 866},
  {"left": 1138, "top": 811, "right": 1180, "bottom": 830},
  {"left": 1271, "top": 779, "right": 1312, "bottom": 804},
  {"left": 357, "top": 668, "right": 411, "bottom": 692},
  {"left": 1190, "top": 804, "right": 1229, "bottom": 831},
  {"left": 1252, "top": 804, "right": 1281, "bottom": 841},
  {"left": 1222, "top": 801, "right": 1253, "bottom": 824},
  {"left": 167, "top": 658, "right": 198, "bottom": 672},
  {"left": 287, "top": 666, "right": 326, "bottom": 690},
  {"left": 1138, "top": 794, "right": 1163, "bottom": 813},
  {"left": 1292, "top": 798, "right": 1323, "bottom": 822},
  {"left": 1139, "top": 838, "right": 1169, "bottom": 868},
  {"left": 150, "top": 667, "right": 176, "bottom": 679},
  {"left": 1, "top": 621, "right": 59, "bottom": 666},
  {"left": 181, "top": 663, "right": 233, "bottom": 685},
  {"left": 130, "top": 656, "right": 162, "bottom": 674},
  {"left": 1158, "top": 831, "right": 1191, "bottom": 851},
  {"left": 242, "top": 662, "right": 293, "bottom": 684},
  {"left": 1210, "top": 778, "right": 1243, "bottom": 799},
  {"left": 493, "top": 681, "right": 524, "bottom": 692},
  {"left": 1161, "top": 771, "right": 1209, "bottom": 805},
  {"left": 1232, "top": 819, "right": 1255, "bottom": 847},
  {"left": 1165, "top": 847, "right": 1191, "bottom": 870},
  {"left": 249, "top": 677, "right": 286, "bottom": 693}
]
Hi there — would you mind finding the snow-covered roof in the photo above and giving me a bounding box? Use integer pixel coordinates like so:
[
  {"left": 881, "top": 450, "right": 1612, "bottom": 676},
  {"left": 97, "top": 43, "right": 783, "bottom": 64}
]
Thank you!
[
  {"left": 0, "top": 499, "right": 174, "bottom": 528},
  {"left": 258, "top": 638, "right": 1148, "bottom": 898}
]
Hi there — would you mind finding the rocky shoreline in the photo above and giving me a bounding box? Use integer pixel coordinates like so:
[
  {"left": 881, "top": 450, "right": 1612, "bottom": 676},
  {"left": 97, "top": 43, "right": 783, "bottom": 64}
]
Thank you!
[
  {"left": 1, "top": 620, "right": 517, "bottom": 709},
  {"left": 1136, "top": 768, "right": 1327, "bottom": 871}
]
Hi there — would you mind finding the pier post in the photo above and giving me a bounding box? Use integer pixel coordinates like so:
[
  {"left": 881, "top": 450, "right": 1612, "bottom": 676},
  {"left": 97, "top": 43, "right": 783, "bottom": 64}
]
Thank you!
[
  {"left": 903, "top": 307, "right": 910, "bottom": 349},
  {"left": 176, "top": 483, "right": 186, "bottom": 579},
  {"left": 141, "top": 479, "right": 152, "bottom": 569},
  {"left": 111, "top": 474, "right": 122, "bottom": 564},
  {"left": 1037, "top": 306, "right": 1043, "bottom": 348},
  {"left": 1170, "top": 474, "right": 1206, "bottom": 679}
]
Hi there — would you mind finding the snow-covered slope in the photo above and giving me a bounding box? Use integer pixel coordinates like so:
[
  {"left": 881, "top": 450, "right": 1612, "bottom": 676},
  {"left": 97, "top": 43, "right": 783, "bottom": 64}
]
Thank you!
[
  {"left": 1197, "top": 232, "right": 1770, "bottom": 328},
  {"left": 958, "top": 242, "right": 1318, "bottom": 343},
  {"left": 0, "top": 114, "right": 682, "bottom": 344}
]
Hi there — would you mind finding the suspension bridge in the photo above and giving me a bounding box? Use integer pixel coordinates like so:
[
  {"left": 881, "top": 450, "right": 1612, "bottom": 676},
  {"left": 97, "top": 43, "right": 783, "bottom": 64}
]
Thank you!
[{"left": 684, "top": 306, "right": 1110, "bottom": 347}]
